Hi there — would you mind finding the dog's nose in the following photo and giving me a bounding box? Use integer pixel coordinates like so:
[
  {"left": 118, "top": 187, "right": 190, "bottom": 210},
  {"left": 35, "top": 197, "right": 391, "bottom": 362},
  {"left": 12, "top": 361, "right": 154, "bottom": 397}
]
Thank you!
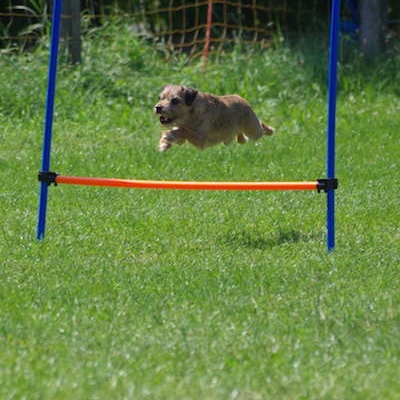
[{"left": 155, "top": 106, "right": 163, "bottom": 114}]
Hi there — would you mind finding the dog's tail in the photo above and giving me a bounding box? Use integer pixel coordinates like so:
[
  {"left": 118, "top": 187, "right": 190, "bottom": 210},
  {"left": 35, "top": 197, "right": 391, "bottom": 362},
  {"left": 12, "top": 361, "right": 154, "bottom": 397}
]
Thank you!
[{"left": 262, "top": 122, "right": 274, "bottom": 136}]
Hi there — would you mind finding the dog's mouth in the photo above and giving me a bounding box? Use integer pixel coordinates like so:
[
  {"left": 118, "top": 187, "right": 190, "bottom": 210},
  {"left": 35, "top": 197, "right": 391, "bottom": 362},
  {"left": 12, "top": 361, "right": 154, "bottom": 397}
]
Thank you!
[{"left": 159, "top": 115, "right": 175, "bottom": 125}]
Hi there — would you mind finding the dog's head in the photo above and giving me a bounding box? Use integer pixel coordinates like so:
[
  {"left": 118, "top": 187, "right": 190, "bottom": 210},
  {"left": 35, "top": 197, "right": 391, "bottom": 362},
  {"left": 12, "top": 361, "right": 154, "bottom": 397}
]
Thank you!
[{"left": 154, "top": 84, "right": 198, "bottom": 126}]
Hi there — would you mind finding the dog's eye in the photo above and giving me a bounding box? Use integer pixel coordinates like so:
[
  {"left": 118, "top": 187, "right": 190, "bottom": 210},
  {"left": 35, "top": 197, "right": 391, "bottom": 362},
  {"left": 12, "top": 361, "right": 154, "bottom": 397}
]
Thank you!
[{"left": 171, "top": 98, "right": 180, "bottom": 106}]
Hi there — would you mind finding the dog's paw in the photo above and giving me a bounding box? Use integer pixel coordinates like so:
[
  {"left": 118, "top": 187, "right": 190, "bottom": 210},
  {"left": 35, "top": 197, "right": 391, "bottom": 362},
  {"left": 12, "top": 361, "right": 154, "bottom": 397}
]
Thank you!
[
  {"left": 159, "top": 140, "right": 172, "bottom": 152},
  {"left": 262, "top": 123, "right": 274, "bottom": 136}
]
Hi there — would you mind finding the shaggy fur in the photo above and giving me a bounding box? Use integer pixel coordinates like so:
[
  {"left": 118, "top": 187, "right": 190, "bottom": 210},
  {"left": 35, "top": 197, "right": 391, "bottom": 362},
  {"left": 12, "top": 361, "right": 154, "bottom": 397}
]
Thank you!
[{"left": 154, "top": 84, "right": 274, "bottom": 152}]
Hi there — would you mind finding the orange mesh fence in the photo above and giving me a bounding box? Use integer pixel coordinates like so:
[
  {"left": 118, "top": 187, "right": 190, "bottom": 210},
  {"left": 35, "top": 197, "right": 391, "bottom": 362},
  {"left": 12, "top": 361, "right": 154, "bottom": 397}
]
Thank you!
[{"left": 1, "top": 1, "right": 400, "bottom": 56}]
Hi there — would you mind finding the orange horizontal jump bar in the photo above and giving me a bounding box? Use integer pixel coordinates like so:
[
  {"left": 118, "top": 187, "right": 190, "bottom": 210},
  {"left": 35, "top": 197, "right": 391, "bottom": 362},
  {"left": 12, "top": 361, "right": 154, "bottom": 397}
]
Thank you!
[{"left": 55, "top": 175, "right": 318, "bottom": 191}]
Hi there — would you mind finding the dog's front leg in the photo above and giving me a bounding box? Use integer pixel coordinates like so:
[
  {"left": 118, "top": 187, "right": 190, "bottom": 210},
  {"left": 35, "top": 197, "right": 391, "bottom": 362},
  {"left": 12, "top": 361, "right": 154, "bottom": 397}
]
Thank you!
[{"left": 159, "top": 127, "right": 186, "bottom": 152}]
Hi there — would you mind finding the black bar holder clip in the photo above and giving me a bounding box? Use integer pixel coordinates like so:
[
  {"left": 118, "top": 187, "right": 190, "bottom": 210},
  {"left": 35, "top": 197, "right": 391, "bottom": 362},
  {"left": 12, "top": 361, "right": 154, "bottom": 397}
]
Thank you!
[
  {"left": 38, "top": 171, "right": 59, "bottom": 186},
  {"left": 317, "top": 178, "right": 338, "bottom": 193}
]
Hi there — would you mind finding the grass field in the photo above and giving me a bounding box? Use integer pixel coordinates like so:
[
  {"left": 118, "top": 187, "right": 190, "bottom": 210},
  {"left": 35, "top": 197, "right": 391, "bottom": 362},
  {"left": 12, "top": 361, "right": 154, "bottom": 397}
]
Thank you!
[{"left": 1, "top": 23, "right": 400, "bottom": 399}]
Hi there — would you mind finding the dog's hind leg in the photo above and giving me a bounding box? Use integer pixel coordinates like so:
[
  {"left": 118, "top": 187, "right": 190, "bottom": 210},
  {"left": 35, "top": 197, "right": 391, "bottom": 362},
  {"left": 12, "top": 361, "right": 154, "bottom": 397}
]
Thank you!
[
  {"left": 236, "top": 133, "right": 248, "bottom": 144},
  {"left": 242, "top": 108, "right": 274, "bottom": 141},
  {"left": 261, "top": 122, "right": 274, "bottom": 136}
]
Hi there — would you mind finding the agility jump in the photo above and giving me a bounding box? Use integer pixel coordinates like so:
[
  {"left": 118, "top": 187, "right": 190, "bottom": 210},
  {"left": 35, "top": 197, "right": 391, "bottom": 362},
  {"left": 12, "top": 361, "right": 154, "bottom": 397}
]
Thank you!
[
  {"left": 37, "top": 0, "right": 341, "bottom": 250},
  {"left": 39, "top": 172, "right": 337, "bottom": 192}
]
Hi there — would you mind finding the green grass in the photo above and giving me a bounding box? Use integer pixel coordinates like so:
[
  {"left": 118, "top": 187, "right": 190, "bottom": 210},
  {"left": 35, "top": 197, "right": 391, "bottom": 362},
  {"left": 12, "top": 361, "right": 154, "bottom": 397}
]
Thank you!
[{"left": 1, "top": 23, "right": 399, "bottom": 399}]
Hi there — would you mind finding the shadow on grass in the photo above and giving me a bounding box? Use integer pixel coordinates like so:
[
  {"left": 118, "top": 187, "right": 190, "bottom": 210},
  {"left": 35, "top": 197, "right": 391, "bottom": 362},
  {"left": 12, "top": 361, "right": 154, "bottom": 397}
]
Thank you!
[{"left": 220, "top": 228, "right": 316, "bottom": 249}]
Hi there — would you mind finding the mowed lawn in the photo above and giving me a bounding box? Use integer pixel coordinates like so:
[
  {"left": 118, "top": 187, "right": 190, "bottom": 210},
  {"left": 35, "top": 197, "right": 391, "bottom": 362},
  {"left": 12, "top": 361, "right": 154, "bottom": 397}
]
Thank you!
[{"left": 1, "top": 24, "right": 399, "bottom": 399}]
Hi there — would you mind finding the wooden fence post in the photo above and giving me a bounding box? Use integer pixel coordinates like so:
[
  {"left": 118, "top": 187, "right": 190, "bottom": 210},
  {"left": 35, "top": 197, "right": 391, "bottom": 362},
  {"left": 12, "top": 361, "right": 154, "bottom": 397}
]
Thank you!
[
  {"left": 61, "top": 0, "right": 81, "bottom": 63},
  {"left": 360, "top": 0, "right": 388, "bottom": 59}
]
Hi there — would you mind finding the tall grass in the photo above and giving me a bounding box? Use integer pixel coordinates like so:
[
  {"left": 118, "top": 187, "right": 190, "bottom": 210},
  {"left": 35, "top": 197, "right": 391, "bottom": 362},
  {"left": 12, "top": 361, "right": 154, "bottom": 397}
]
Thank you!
[{"left": 1, "top": 21, "right": 399, "bottom": 399}]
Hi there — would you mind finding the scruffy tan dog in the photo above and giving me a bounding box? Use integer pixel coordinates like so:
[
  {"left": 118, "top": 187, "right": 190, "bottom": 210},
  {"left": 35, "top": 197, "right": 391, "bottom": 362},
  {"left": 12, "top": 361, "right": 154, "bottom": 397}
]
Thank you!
[{"left": 154, "top": 84, "right": 274, "bottom": 152}]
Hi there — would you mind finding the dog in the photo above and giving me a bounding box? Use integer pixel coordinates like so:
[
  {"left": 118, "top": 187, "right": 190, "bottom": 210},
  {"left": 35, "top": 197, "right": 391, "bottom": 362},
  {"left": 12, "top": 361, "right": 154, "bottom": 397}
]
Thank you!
[{"left": 154, "top": 84, "right": 274, "bottom": 152}]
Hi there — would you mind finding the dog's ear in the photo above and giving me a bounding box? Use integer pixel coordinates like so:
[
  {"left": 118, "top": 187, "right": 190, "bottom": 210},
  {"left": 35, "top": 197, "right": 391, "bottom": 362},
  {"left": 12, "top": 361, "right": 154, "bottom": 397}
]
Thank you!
[{"left": 183, "top": 86, "right": 198, "bottom": 106}]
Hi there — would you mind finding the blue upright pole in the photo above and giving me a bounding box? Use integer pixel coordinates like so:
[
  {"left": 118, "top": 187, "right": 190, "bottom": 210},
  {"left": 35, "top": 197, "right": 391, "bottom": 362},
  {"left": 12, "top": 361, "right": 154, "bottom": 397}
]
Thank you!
[
  {"left": 36, "top": 0, "right": 63, "bottom": 240},
  {"left": 326, "top": 0, "right": 341, "bottom": 251}
]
